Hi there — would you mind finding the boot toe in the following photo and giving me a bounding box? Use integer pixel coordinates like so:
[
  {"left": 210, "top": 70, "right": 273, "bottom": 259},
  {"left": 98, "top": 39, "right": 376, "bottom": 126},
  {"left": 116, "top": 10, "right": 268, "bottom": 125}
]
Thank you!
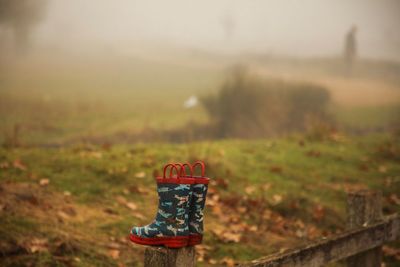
[{"left": 131, "top": 227, "right": 140, "bottom": 236}]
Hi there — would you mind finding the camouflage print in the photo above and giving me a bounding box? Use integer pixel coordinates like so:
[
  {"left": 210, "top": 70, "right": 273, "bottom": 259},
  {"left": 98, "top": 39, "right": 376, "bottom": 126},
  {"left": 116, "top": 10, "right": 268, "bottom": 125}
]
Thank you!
[
  {"left": 188, "top": 183, "right": 208, "bottom": 235},
  {"left": 131, "top": 183, "right": 192, "bottom": 238}
]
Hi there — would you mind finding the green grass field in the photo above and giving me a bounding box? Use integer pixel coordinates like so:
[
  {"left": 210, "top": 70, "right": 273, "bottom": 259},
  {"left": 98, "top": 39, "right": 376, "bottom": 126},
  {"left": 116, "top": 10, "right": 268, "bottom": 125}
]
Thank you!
[
  {"left": 1, "top": 134, "right": 399, "bottom": 266},
  {"left": 1, "top": 52, "right": 400, "bottom": 266}
]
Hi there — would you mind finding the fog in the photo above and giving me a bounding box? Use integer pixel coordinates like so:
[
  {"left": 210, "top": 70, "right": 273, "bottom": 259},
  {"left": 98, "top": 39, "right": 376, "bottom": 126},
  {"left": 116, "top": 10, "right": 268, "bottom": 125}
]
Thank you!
[{"left": 20, "top": 0, "right": 395, "bottom": 60}]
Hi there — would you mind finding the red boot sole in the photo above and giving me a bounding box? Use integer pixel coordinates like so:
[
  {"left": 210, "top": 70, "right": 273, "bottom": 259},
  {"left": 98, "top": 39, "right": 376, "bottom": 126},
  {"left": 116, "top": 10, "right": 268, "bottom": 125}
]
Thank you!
[
  {"left": 129, "top": 234, "right": 189, "bottom": 248},
  {"left": 188, "top": 234, "right": 203, "bottom": 246}
]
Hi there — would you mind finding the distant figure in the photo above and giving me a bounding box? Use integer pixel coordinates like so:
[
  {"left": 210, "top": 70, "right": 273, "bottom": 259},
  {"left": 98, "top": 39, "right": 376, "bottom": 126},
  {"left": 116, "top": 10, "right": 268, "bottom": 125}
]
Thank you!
[{"left": 344, "top": 26, "right": 358, "bottom": 72}]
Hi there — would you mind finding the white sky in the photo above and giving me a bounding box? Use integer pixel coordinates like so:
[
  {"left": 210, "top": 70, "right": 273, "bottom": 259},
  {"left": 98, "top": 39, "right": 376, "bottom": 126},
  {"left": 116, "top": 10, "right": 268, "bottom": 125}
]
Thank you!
[{"left": 36, "top": 0, "right": 400, "bottom": 60}]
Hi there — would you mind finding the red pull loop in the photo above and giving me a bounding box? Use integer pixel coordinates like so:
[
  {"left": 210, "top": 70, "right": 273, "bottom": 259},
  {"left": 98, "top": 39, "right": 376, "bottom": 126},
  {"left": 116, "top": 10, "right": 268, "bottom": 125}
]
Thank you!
[
  {"left": 179, "top": 163, "right": 193, "bottom": 177},
  {"left": 192, "top": 161, "right": 205, "bottom": 177},
  {"left": 174, "top": 163, "right": 184, "bottom": 176},
  {"left": 163, "top": 163, "right": 180, "bottom": 178}
]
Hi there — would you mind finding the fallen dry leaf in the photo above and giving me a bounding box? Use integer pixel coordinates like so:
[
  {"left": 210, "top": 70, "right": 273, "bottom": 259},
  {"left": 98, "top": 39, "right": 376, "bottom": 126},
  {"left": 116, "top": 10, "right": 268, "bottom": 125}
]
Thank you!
[
  {"left": 196, "top": 244, "right": 211, "bottom": 262},
  {"left": 358, "top": 163, "right": 369, "bottom": 172},
  {"left": 116, "top": 196, "right": 127, "bottom": 205},
  {"left": 122, "top": 189, "right": 129, "bottom": 195},
  {"left": 141, "top": 158, "right": 154, "bottom": 168},
  {"left": 312, "top": 204, "right": 325, "bottom": 221},
  {"left": 91, "top": 151, "right": 103, "bottom": 159},
  {"left": 245, "top": 186, "right": 256, "bottom": 195},
  {"left": 108, "top": 249, "right": 120, "bottom": 259},
  {"left": 126, "top": 202, "right": 137, "bottom": 211},
  {"left": 221, "top": 232, "right": 242, "bottom": 243},
  {"left": 389, "top": 194, "right": 400, "bottom": 206},
  {"left": 306, "top": 225, "right": 320, "bottom": 239},
  {"left": 295, "top": 229, "right": 306, "bottom": 238},
  {"left": 133, "top": 212, "right": 146, "bottom": 220},
  {"left": 0, "top": 162, "right": 9, "bottom": 169},
  {"left": 211, "top": 205, "right": 223, "bottom": 217},
  {"left": 262, "top": 209, "right": 272, "bottom": 220},
  {"left": 135, "top": 171, "right": 146, "bottom": 178},
  {"left": 104, "top": 208, "right": 119, "bottom": 215},
  {"left": 248, "top": 225, "right": 258, "bottom": 232},
  {"left": 209, "top": 259, "right": 217, "bottom": 265},
  {"left": 295, "top": 219, "right": 305, "bottom": 229},
  {"left": 237, "top": 206, "right": 247, "bottom": 213},
  {"left": 272, "top": 194, "right": 283, "bottom": 205},
  {"left": 207, "top": 194, "right": 220, "bottom": 207},
  {"left": 210, "top": 225, "right": 224, "bottom": 236},
  {"left": 279, "top": 247, "right": 288, "bottom": 253},
  {"left": 383, "top": 245, "right": 400, "bottom": 261},
  {"left": 62, "top": 206, "right": 77, "bottom": 217},
  {"left": 220, "top": 257, "right": 235, "bottom": 267},
  {"left": 378, "top": 165, "right": 387, "bottom": 173},
  {"left": 212, "top": 227, "right": 241, "bottom": 243},
  {"left": 129, "top": 185, "right": 150, "bottom": 194},
  {"left": 137, "top": 186, "right": 150, "bottom": 194},
  {"left": 306, "top": 150, "right": 321, "bottom": 157},
  {"left": 106, "top": 242, "right": 121, "bottom": 250},
  {"left": 57, "top": 211, "right": 70, "bottom": 220},
  {"left": 119, "top": 237, "right": 128, "bottom": 244},
  {"left": 39, "top": 179, "right": 49, "bottom": 186},
  {"left": 262, "top": 183, "right": 271, "bottom": 191},
  {"left": 26, "top": 238, "right": 48, "bottom": 253},
  {"left": 269, "top": 166, "right": 283, "bottom": 173},
  {"left": 13, "top": 159, "right": 27, "bottom": 171}
]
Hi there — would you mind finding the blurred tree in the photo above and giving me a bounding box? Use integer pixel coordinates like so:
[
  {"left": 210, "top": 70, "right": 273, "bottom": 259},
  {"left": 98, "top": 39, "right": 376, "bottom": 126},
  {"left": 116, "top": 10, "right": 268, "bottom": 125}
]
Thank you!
[
  {"left": 221, "top": 12, "right": 235, "bottom": 41},
  {"left": 0, "top": 0, "right": 47, "bottom": 54},
  {"left": 201, "top": 65, "right": 332, "bottom": 138}
]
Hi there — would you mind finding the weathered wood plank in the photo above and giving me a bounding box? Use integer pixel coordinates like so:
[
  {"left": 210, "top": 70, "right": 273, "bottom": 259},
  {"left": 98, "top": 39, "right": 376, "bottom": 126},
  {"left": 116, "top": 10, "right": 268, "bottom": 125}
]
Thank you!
[
  {"left": 240, "top": 214, "right": 400, "bottom": 267},
  {"left": 346, "top": 191, "right": 383, "bottom": 229},
  {"left": 346, "top": 191, "right": 383, "bottom": 267},
  {"left": 144, "top": 246, "right": 195, "bottom": 267}
]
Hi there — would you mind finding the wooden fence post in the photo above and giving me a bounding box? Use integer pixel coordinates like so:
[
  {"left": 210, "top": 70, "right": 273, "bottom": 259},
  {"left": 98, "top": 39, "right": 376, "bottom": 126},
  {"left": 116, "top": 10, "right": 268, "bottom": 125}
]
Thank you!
[
  {"left": 144, "top": 246, "right": 195, "bottom": 267},
  {"left": 346, "top": 190, "right": 383, "bottom": 267}
]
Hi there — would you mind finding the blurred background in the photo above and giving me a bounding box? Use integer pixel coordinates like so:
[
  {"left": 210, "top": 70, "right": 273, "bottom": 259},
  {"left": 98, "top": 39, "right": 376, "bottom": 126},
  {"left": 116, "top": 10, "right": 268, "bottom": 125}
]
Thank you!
[{"left": 1, "top": 0, "right": 399, "bottom": 266}]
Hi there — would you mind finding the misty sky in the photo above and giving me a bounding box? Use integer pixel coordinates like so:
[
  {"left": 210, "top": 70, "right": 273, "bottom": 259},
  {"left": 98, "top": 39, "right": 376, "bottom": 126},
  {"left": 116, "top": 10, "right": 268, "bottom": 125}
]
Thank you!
[{"left": 35, "top": 0, "right": 400, "bottom": 60}]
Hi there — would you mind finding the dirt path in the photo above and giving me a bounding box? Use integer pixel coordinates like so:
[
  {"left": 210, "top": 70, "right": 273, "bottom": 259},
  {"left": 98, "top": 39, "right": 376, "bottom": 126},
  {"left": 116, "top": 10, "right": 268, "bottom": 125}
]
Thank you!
[
  {"left": 310, "top": 76, "right": 400, "bottom": 107},
  {"left": 253, "top": 66, "right": 400, "bottom": 107}
]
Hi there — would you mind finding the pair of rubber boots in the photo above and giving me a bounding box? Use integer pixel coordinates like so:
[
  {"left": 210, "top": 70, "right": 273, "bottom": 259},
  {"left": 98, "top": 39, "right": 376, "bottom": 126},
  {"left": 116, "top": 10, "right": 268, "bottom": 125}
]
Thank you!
[{"left": 129, "top": 161, "right": 210, "bottom": 248}]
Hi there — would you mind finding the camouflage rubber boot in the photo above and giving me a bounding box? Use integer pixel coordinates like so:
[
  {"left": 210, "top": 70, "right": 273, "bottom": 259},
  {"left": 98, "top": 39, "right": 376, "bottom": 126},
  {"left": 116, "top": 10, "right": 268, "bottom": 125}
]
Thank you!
[
  {"left": 129, "top": 164, "right": 195, "bottom": 248},
  {"left": 187, "top": 161, "right": 210, "bottom": 246}
]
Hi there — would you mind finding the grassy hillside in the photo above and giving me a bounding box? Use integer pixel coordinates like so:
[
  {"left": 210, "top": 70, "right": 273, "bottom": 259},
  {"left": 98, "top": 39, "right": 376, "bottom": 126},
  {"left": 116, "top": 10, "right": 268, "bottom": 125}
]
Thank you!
[
  {"left": 1, "top": 53, "right": 400, "bottom": 146},
  {"left": 1, "top": 134, "right": 399, "bottom": 266},
  {"left": 0, "top": 54, "right": 221, "bottom": 145}
]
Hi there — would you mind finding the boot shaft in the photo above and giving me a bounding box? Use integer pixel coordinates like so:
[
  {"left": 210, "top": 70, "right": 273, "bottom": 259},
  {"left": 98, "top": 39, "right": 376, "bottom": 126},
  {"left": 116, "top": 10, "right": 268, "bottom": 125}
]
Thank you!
[
  {"left": 180, "top": 161, "right": 210, "bottom": 236},
  {"left": 154, "top": 183, "right": 193, "bottom": 236},
  {"left": 189, "top": 183, "right": 209, "bottom": 234}
]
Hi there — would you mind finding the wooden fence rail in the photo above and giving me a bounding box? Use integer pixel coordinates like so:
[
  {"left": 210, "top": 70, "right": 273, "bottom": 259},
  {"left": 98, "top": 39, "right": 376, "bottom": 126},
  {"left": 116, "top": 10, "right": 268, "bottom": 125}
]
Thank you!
[{"left": 143, "top": 191, "right": 400, "bottom": 267}]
